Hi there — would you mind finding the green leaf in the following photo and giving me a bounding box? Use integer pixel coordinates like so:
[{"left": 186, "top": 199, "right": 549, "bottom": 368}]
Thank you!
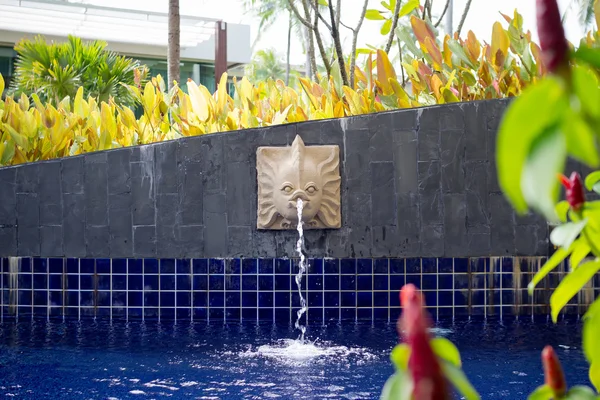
[
  {"left": 446, "top": 39, "right": 476, "bottom": 69},
  {"left": 527, "top": 385, "right": 554, "bottom": 400},
  {"left": 556, "top": 201, "right": 570, "bottom": 222},
  {"left": 431, "top": 337, "right": 462, "bottom": 367},
  {"left": 550, "top": 220, "right": 588, "bottom": 248},
  {"left": 583, "top": 298, "right": 600, "bottom": 369},
  {"left": 573, "top": 65, "right": 600, "bottom": 122},
  {"left": 520, "top": 126, "right": 567, "bottom": 222},
  {"left": 381, "top": 19, "right": 393, "bottom": 35},
  {"left": 442, "top": 361, "right": 481, "bottom": 400},
  {"left": 330, "top": 59, "right": 343, "bottom": 98},
  {"left": 381, "top": 1, "right": 392, "bottom": 11},
  {"left": 390, "top": 344, "right": 410, "bottom": 370},
  {"left": 585, "top": 171, "right": 600, "bottom": 191},
  {"left": 588, "top": 362, "right": 600, "bottom": 393},
  {"left": 550, "top": 260, "right": 600, "bottom": 322},
  {"left": 317, "top": 0, "right": 328, "bottom": 5},
  {"left": 528, "top": 245, "right": 574, "bottom": 294},
  {"left": 564, "top": 386, "right": 598, "bottom": 400},
  {"left": 399, "top": 0, "right": 420, "bottom": 16},
  {"left": 570, "top": 240, "right": 591, "bottom": 270},
  {"left": 562, "top": 110, "right": 600, "bottom": 167},
  {"left": 574, "top": 46, "right": 600, "bottom": 70},
  {"left": 497, "top": 77, "right": 567, "bottom": 214},
  {"left": 396, "top": 25, "right": 423, "bottom": 58},
  {"left": 0, "top": 139, "right": 14, "bottom": 165},
  {"left": 366, "top": 9, "right": 386, "bottom": 20},
  {"left": 379, "top": 370, "right": 413, "bottom": 400}
]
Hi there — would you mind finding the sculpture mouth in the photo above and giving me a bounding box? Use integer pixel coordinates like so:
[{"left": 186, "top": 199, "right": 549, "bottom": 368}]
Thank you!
[{"left": 288, "top": 200, "right": 310, "bottom": 209}]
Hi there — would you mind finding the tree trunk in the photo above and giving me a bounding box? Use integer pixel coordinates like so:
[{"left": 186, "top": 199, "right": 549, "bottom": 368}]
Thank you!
[
  {"left": 168, "top": 0, "right": 180, "bottom": 91},
  {"left": 286, "top": 10, "right": 292, "bottom": 85}
]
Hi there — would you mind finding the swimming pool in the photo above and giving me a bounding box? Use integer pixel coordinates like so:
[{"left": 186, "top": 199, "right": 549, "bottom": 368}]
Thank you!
[{"left": 0, "top": 318, "right": 588, "bottom": 399}]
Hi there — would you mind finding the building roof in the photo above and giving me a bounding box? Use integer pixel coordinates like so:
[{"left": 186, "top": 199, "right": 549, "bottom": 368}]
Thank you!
[{"left": 0, "top": 0, "right": 217, "bottom": 47}]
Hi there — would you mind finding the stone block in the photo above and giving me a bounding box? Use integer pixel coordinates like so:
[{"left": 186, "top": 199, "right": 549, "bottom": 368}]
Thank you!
[
  {"left": 108, "top": 193, "right": 133, "bottom": 258},
  {"left": 418, "top": 160, "right": 442, "bottom": 225},
  {"left": 17, "top": 193, "right": 39, "bottom": 228},
  {"left": 372, "top": 225, "right": 400, "bottom": 257},
  {"left": 0, "top": 167, "right": 16, "bottom": 226},
  {"left": 275, "top": 230, "right": 297, "bottom": 257},
  {"left": 157, "top": 193, "right": 179, "bottom": 227},
  {"left": 40, "top": 225, "right": 63, "bottom": 257},
  {"left": 439, "top": 103, "right": 465, "bottom": 131},
  {"left": 489, "top": 193, "right": 515, "bottom": 255},
  {"left": 39, "top": 161, "right": 62, "bottom": 226},
  {"left": 156, "top": 225, "right": 178, "bottom": 258},
  {"left": 16, "top": 162, "right": 38, "bottom": 193},
  {"left": 107, "top": 149, "right": 131, "bottom": 195},
  {"left": 252, "top": 230, "right": 277, "bottom": 257},
  {"left": 345, "top": 129, "right": 371, "bottom": 194},
  {"left": 61, "top": 156, "right": 84, "bottom": 194},
  {"left": 420, "top": 224, "right": 444, "bottom": 257},
  {"left": 179, "top": 161, "right": 203, "bottom": 225},
  {"left": 84, "top": 154, "right": 108, "bottom": 226},
  {"left": 227, "top": 162, "right": 253, "bottom": 226},
  {"left": 17, "top": 226, "right": 40, "bottom": 256},
  {"left": 418, "top": 105, "right": 439, "bottom": 132},
  {"left": 63, "top": 193, "right": 85, "bottom": 257},
  {"left": 371, "top": 162, "right": 396, "bottom": 226},
  {"left": 516, "top": 224, "right": 548, "bottom": 256},
  {"left": 133, "top": 225, "right": 156, "bottom": 258},
  {"left": 347, "top": 192, "right": 372, "bottom": 227},
  {"left": 155, "top": 140, "right": 178, "bottom": 194},
  {"left": 0, "top": 227, "right": 17, "bottom": 256},
  {"left": 465, "top": 161, "right": 489, "bottom": 226},
  {"left": 418, "top": 128, "right": 440, "bottom": 162},
  {"left": 131, "top": 161, "right": 155, "bottom": 226},
  {"left": 325, "top": 228, "right": 350, "bottom": 257},
  {"left": 86, "top": 225, "right": 109, "bottom": 257},
  {"left": 444, "top": 193, "right": 467, "bottom": 256},
  {"left": 465, "top": 102, "right": 487, "bottom": 161},
  {"left": 369, "top": 114, "right": 394, "bottom": 162},
  {"left": 441, "top": 130, "right": 465, "bottom": 193},
  {"left": 202, "top": 135, "right": 225, "bottom": 192},
  {"left": 203, "top": 212, "right": 227, "bottom": 257},
  {"left": 393, "top": 130, "right": 418, "bottom": 195},
  {"left": 391, "top": 108, "right": 418, "bottom": 131},
  {"left": 467, "top": 229, "right": 491, "bottom": 257},
  {"left": 228, "top": 226, "right": 253, "bottom": 257},
  {"left": 177, "top": 137, "right": 203, "bottom": 163},
  {"left": 348, "top": 225, "right": 372, "bottom": 258},
  {"left": 178, "top": 225, "right": 204, "bottom": 258}
]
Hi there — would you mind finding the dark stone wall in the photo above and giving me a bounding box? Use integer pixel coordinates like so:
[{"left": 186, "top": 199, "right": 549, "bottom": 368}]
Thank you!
[{"left": 0, "top": 99, "right": 551, "bottom": 258}]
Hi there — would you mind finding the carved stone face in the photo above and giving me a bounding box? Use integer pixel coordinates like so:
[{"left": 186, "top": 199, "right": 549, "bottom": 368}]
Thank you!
[
  {"left": 273, "top": 163, "right": 323, "bottom": 223},
  {"left": 256, "top": 135, "right": 341, "bottom": 230}
]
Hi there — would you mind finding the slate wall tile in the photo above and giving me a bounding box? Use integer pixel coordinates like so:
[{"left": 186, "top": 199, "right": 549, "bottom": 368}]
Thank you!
[{"left": 0, "top": 167, "right": 16, "bottom": 226}]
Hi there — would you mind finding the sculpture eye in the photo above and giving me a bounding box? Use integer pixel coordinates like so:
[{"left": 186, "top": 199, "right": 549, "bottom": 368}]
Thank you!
[
  {"left": 305, "top": 183, "right": 318, "bottom": 194},
  {"left": 281, "top": 183, "right": 294, "bottom": 193}
]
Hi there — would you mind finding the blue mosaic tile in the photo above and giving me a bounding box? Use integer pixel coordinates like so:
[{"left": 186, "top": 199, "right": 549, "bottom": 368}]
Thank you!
[
  {"left": 128, "top": 291, "right": 143, "bottom": 307},
  {"left": 160, "top": 259, "right": 176, "bottom": 274},
  {"left": 241, "top": 308, "right": 256, "bottom": 320},
  {"left": 390, "top": 258, "right": 404, "bottom": 274},
  {"left": 438, "top": 274, "right": 452, "bottom": 290},
  {"left": 406, "top": 274, "right": 420, "bottom": 287},
  {"left": 144, "top": 259, "right": 158, "bottom": 274},
  {"left": 242, "top": 259, "right": 257, "bottom": 274},
  {"left": 471, "top": 258, "right": 486, "bottom": 273},
  {"left": 176, "top": 259, "right": 191, "bottom": 274},
  {"left": 324, "top": 259, "right": 339, "bottom": 274},
  {"left": 309, "top": 259, "right": 323, "bottom": 274},
  {"left": 389, "top": 275, "right": 405, "bottom": 292},
  {"left": 274, "top": 275, "right": 290, "bottom": 291},
  {"left": 422, "top": 258, "right": 436, "bottom": 273},
  {"left": 193, "top": 275, "right": 208, "bottom": 291},
  {"left": 193, "top": 292, "right": 207, "bottom": 307},
  {"left": 374, "top": 275, "right": 388, "bottom": 290},
  {"left": 66, "top": 274, "right": 78, "bottom": 290},
  {"left": 423, "top": 291, "right": 436, "bottom": 307},
  {"left": 341, "top": 292, "right": 356, "bottom": 307},
  {"left": 33, "top": 274, "right": 47, "bottom": 289},
  {"left": 341, "top": 308, "right": 355, "bottom": 320},
  {"left": 144, "top": 292, "right": 159, "bottom": 307},
  {"left": 49, "top": 258, "right": 63, "bottom": 273},
  {"left": 209, "top": 292, "right": 225, "bottom": 307},
  {"left": 33, "top": 258, "right": 47, "bottom": 273},
  {"left": 374, "top": 259, "right": 389, "bottom": 274},
  {"left": 20, "top": 258, "right": 31, "bottom": 273},
  {"left": 97, "top": 291, "right": 110, "bottom": 307},
  {"left": 324, "top": 308, "right": 339, "bottom": 321},
  {"left": 258, "top": 292, "right": 273, "bottom": 308},
  {"left": 160, "top": 291, "right": 176, "bottom": 307},
  {"left": 242, "top": 292, "right": 257, "bottom": 307},
  {"left": 127, "top": 275, "right": 143, "bottom": 290},
  {"left": 374, "top": 308, "right": 388, "bottom": 320},
  {"left": 340, "top": 259, "right": 356, "bottom": 274},
  {"left": 144, "top": 275, "right": 159, "bottom": 290},
  {"left": 209, "top": 259, "right": 225, "bottom": 274},
  {"left": 259, "top": 259, "right": 274, "bottom": 274},
  {"left": 454, "top": 274, "right": 468, "bottom": 290},
  {"left": 176, "top": 275, "right": 191, "bottom": 291},
  {"left": 259, "top": 275, "right": 273, "bottom": 291},
  {"left": 209, "top": 275, "right": 225, "bottom": 291},
  {"left": 160, "top": 275, "right": 175, "bottom": 291},
  {"left": 128, "top": 259, "right": 143, "bottom": 274},
  {"left": 374, "top": 292, "right": 388, "bottom": 307},
  {"left": 323, "top": 275, "right": 339, "bottom": 290},
  {"left": 275, "top": 259, "right": 290, "bottom": 274},
  {"left": 307, "top": 275, "right": 322, "bottom": 290},
  {"left": 406, "top": 258, "right": 420, "bottom": 273},
  {"left": 454, "top": 258, "right": 468, "bottom": 273},
  {"left": 274, "top": 292, "right": 290, "bottom": 307},
  {"left": 438, "top": 258, "right": 453, "bottom": 273},
  {"left": 502, "top": 257, "right": 513, "bottom": 273},
  {"left": 422, "top": 274, "right": 437, "bottom": 290},
  {"left": 97, "top": 275, "right": 111, "bottom": 290},
  {"left": 192, "top": 259, "right": 208, "bottom": 274},
  {"left": 97, "top": 259, "right": 110, "bottom": 274},
  {"left": 113, "top": 259, "right": 127, "bottom": 274},
  {"left": 357, "top": 292, "right": 372, "bottom": 307},
  {"left": 226, "top": 292, "right": 240, "bottom": 307},
  {"left": 308, "top": 292, "right": 323, "bottom": 307},
  {"left": 454, "top": 291, "right": 467, "bottom": 306},
  {"left": 242, "top": 276, "right": 257, "bottom": 291},
  {"left": 340, "top": 275, "right": 356, "bottom": 291},
  {"left": 357, "top": 275, "right": 372, "bottom": 291},
  {"left": 48, "top": 274, "right": 62, "bottom": 290},
  {"left": 324, "top": 292, "right": 339, "bottom": 307},
  {"left": 357, "top": 259, "right": 372, "bottom": 274}
]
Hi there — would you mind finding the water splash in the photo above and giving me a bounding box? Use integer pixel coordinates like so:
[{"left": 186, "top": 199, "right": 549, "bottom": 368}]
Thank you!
[
  {"left": 294, "top": 199, "right": 307, "bottom": 341},
  {"left": 8, "top": 257, "right": 19, "bottom": 314}
]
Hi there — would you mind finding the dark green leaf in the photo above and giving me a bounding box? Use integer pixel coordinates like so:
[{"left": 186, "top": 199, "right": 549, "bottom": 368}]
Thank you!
[
  {"left": 550, "top": 220, "right": 588, "bottom": 248},
  {"left": 521, "top": 126, "right": 567, "bottom": 222},
  {"left": 528, "top": 245, "right": 574, "bottom": 294},
  {"left": 574, "top": 47, "right": 600, "bottom": 70},
  {"left": 497, "top": 77, "right": 567, "bottom": 214},
  {"left": 551, "top": 260, "right": 600, "bottom": 322},
  {"left": 573, "top": 65, "right": 600, "bottom": 122},
  {"left": 431, "top": 337, "right": 462, "bottom": 367},
  {"left": 442, "top": 361, "right": 481, "bottom": 400},
  {"left": 527, "top": 385, "right": 554, "bottom": 400}
]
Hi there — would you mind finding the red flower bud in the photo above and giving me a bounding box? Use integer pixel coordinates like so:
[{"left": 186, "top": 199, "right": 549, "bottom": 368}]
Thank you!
[
  {"left": 542, "top": 346, "right": 567, "bottom": 397},
  {"left": 536, "top": 0, "right": 569, "bottom": 73},
  {"left": 399, "top": 285, "right": 450, "bottom": 400},
  {"left": 558, "top": 172, "right": 585, "bottom": 211}
]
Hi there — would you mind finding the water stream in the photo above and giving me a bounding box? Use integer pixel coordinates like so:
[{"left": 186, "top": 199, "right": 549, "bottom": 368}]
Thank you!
[{"left": 294, "top": 198, "right": 307, "bottom": 341}]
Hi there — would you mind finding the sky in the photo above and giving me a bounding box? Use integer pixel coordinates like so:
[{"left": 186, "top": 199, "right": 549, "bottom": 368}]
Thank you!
[{"left": 78, "top": 0, "right": 588, "bottom": 66}]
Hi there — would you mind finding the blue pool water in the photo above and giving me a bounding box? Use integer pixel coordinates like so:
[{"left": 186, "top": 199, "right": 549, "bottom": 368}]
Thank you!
[{"left": 0, "top": 319, "right": 590, "bottom": 399}]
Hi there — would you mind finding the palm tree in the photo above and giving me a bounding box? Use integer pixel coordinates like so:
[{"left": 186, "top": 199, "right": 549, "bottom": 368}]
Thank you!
[
  {"left": 168, "top": 0, "right": 180, "bottom": 91},
  {"left": 242, "top": 0, "right": 305, "bottom": 85},
  {"left": 8, "top": 35, "right": 148, "bottom": 107},
  {"left": 245, "top": 48, "right": 299, "bottom": 86}
]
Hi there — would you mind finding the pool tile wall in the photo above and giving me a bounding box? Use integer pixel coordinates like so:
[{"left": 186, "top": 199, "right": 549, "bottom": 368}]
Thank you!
[{"left": 1, "top": 257, "right": 593, "bottom": 323}]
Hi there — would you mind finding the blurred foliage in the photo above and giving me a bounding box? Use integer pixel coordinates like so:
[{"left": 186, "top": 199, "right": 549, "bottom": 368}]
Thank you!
[{"left": 7, "top": 35, "right": 148, "bottom": 108}]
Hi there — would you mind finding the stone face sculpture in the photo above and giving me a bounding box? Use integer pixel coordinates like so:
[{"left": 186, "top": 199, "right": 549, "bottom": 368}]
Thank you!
[{"left": 256, "top": 135, "right": 341, "bottom": 230}]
